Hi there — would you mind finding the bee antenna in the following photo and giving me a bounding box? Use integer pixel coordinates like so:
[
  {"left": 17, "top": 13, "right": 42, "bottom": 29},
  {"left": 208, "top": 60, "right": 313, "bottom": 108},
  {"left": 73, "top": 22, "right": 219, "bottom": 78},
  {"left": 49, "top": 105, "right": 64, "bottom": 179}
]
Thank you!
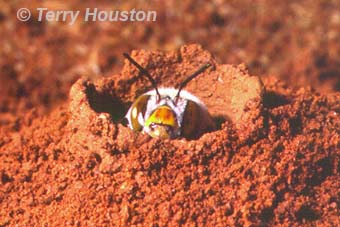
[
  {"left": 175, "top": 63, "right": 211, "bottom": 103},
  {"left": 123, "top": 53, "right": 161, "bottom": 100}
]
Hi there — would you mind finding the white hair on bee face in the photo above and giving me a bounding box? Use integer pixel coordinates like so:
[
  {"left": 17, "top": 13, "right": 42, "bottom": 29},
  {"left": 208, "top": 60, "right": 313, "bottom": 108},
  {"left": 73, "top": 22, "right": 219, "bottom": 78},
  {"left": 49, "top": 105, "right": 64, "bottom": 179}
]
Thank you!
[{"left": 146, "top": 88, "right": 208, "bottom": 111}]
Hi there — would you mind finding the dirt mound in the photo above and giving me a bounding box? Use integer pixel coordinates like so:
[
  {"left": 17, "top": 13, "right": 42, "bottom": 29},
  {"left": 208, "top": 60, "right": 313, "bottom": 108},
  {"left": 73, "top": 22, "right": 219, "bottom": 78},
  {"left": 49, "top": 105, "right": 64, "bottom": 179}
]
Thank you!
[{"left": 0, "top": 45, "right": 339, "bottom": 226}]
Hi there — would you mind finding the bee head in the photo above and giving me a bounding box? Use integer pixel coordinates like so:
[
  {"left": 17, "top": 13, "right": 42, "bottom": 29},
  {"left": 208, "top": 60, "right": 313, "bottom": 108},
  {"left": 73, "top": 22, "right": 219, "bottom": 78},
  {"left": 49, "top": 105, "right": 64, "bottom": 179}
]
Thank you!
[{"left": 123, "top": 53, "right": 212, "bottom": 139}]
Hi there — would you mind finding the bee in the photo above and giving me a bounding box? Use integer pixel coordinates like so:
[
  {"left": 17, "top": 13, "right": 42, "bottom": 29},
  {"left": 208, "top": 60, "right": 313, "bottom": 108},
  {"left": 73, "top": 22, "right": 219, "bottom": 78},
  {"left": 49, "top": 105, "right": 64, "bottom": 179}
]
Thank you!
[{"left": 124, "top": 53, "right": 215, "bottom": 139}]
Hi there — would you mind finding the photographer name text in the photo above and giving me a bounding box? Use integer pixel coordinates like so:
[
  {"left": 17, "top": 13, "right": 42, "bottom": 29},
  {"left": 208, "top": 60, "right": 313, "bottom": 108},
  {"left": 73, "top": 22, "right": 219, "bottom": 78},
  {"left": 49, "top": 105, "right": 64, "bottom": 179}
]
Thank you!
[{"left": 17, "top": 8, "right": 157, "bottom": 24}]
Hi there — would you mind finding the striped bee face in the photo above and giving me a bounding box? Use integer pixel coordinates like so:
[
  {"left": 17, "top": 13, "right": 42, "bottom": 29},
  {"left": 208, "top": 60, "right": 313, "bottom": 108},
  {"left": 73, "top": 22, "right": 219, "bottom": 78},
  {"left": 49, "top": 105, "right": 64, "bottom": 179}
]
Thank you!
[{"left": 123, "top": 53, "right": 214, "bottom": 139}]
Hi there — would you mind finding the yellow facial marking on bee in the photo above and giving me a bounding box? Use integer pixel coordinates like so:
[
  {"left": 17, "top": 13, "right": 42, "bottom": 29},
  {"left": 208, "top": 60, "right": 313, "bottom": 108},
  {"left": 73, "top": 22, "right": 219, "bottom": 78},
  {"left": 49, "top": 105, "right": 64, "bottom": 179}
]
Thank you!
[{"left": 145, "top": 105, "right": 178, "bottom": 128}]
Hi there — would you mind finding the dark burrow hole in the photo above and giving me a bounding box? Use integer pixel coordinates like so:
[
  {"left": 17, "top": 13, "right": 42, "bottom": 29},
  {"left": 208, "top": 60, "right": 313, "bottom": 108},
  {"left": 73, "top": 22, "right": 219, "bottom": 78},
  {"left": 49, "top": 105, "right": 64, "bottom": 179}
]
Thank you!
[
  {"left": 86, "top": 83, "right": 129, "bottom": 123},
  {"left": 263, "top": 91, "right": 291, "bottom": 109},
  {"left": 213, "top": 115, "right": 228, "bottom": 130}
]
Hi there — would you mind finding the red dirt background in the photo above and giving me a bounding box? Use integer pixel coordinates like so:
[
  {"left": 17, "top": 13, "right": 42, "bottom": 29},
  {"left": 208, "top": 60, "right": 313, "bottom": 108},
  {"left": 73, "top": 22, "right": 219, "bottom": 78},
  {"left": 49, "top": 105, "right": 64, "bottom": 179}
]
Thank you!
[{"left": 0, "top": 1, "right": 339, "bottom": 226}]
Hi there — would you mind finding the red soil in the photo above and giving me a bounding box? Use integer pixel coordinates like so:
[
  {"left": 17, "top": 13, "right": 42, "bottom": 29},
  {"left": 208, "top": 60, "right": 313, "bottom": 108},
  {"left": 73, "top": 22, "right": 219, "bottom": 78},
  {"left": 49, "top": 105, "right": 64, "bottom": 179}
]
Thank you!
[{"left": 1, "top": 45, "right": 339, "bottom": 226}]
